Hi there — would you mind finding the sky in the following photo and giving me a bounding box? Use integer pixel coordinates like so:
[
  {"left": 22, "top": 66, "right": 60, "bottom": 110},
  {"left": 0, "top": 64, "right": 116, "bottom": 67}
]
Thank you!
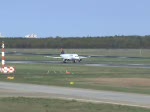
[{"left": 0, "top": 0, "right": 150, "bottom": 37}]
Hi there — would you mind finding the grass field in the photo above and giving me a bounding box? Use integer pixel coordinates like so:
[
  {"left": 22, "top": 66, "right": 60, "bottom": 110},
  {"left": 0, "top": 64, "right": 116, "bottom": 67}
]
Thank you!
[
  {"left": 1, "top": 49, "right": 150, "bottom": 94},
  {"left": 6, "top": 48, "right": 150, "bottom": 57},
  {"left": 5, "top": 48, "right": 150, "bottom": 64},
  {"left": 1, "top": 49, "right": 150, "bottom": 111},
  {"left": 1, "top": 63, "right": 150, "bottom": 94},
  {"left": 0, "top": 97, "right": 150, "bottom": 112}
]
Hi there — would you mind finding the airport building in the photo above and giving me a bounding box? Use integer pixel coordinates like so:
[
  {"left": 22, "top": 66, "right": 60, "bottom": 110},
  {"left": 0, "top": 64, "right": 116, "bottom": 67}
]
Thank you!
[
  {"left": 25, "top": 34, "right": 38, "bottom": 38},
  {"left": 0, "top": 33, "right": 4, "bottom": 37}
]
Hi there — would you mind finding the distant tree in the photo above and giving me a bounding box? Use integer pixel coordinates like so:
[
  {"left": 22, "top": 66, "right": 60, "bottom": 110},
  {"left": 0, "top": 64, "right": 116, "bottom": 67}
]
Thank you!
[{"left": 0, "top": 36, "right": 150, "bottom": 48}]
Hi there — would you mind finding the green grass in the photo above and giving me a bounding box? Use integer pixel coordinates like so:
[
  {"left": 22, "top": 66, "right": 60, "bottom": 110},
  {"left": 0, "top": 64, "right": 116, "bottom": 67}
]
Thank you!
[
  {"left": 1, "top": 48, "right": 150, "bottom": 94},
  {"left": 6, "top": 54, "right": 150, "bottom": 64},
  {"left": 1, "top": 64, "right": 150, "bottom": 94},
  {"left": 84, "top": 57, "right": 150, "bottom": 64},
  {"left": 1, "top": 49, "right": 150, "bottom": 111},
  {"left": 5, "top": 48, "right": 150, "bottom": 64},
  {"left": 0, "top": 97, "right": 149, "bottom": 112},
  {"left": 6, "top": 48, "right": 150, "bottom": 57},
  {"left": 0, "top": 49, "right": 150, "bottom": 112}
]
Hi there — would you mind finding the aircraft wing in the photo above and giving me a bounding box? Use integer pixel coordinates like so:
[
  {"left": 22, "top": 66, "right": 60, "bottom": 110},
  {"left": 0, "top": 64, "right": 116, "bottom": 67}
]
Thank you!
[
  {"left": 44, "top": 56, "right": 62, "bottom": 58},
  {"left": 79, "top": 56, "right": 91, "bottom": 59}
]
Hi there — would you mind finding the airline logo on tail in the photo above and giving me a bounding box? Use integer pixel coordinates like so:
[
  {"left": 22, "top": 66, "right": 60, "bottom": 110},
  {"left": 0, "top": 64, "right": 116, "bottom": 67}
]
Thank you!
[{"left": 61, "top": 48, "right": 65, "bottom": 54}]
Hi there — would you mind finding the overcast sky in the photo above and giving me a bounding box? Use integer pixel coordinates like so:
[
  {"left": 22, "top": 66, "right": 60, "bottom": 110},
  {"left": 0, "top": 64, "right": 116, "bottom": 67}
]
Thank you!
[{"left": 0, "top": 0, "right": 150, "bottom": 37}]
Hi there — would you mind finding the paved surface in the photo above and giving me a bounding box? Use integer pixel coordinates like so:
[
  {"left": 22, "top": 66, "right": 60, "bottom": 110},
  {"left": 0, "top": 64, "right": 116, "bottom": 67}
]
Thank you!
[
  {"left": 7, "top": 61, "right": 150, "bottom": 68},
  {"left": 0, "top": 82, "right": 150, "bottom": 108}
]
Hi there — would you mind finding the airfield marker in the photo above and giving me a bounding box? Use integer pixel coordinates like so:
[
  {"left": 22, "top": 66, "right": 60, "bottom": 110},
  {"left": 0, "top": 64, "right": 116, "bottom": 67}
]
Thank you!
[
  {"left": 66, "top": 70, "right": 71, "bottom": 75},
  {"left": 70, "top": 82, "right": 74, "bottom": 85},
  {"left": 7, "top": 76, "right": 14, "bottom": 80},
  {"left": 1, "top": 41, "right": 5, "bottom": 68},
  {"left": 1, "top": 41, "right": 15, "bottom": 79}
]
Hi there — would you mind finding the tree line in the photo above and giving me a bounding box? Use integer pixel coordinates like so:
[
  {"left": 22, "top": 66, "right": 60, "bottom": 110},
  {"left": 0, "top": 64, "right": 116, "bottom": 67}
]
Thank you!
[{"left": 0, "top": 35, "right": 150, "bottom": 48}]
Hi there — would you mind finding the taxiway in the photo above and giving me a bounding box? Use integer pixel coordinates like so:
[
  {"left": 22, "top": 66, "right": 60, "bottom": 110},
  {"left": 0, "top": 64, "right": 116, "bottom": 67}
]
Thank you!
[{"left": 0, "top": 82, "right": 150, "bottom": 108}]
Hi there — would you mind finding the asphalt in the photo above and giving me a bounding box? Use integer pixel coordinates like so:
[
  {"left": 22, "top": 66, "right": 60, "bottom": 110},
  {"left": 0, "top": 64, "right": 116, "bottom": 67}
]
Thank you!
[
  {"left": 7, "top": 60, "right": 150, "bottom": 69},
  {"left": 0, "top": 82, "right": 150, "bottom": 108}
]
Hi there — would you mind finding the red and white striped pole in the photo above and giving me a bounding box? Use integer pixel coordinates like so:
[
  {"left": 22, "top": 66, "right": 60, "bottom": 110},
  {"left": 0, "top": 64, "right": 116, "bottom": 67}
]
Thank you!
[
  {"left": 1, "top": 41, "right": 5, "bottom": 68},
  {"left": 1, "top": 41, "right": 15, "bottom": 74}
]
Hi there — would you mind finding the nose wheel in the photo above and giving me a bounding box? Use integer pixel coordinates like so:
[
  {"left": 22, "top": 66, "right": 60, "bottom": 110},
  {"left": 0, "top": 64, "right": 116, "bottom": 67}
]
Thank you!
[
  {"left": 63, "top": 59, "right": 67, "bottom": 63},
  {"left": 79, "top": 59, "right": 82, "bottom": 62}
]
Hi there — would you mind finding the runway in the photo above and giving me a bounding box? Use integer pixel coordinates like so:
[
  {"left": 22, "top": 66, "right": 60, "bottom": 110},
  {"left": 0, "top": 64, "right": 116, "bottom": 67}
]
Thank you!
[
  {"left": 6, "top": 52, "right": 150, "bottom": 68},
  {"left": 7, "top": 60, "right": 150, "bottom": 69},
  {"left": 0, "top": 82, "right": 150, "bottom": 108}
]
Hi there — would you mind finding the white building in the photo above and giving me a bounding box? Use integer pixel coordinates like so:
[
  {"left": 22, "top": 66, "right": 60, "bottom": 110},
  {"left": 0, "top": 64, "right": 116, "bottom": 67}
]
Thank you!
[
  {"left": 0, "top": 33, "right": 4, "bottom": 37},
  {"left": 25, "top": 34, "right": 37, "bottom": 38}
]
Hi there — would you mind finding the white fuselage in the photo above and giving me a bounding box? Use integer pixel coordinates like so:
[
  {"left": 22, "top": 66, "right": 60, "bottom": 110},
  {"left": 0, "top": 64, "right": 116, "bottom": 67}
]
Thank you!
[{"left": 60, "top": 54, "right": 80, "bottom": 63}]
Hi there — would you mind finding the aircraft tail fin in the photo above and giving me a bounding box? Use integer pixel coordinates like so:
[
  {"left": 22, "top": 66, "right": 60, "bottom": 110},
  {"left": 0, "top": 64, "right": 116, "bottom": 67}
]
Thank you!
[{"left": 61, "top": 48, "right": 65, "bottom": 54}]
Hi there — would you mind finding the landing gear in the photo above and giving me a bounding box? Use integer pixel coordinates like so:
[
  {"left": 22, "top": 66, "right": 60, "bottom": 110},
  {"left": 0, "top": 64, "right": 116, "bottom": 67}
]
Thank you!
[
  {"left": 78, "top": 59, "right": 82, "bottom": 62},
  {"left": 73, "top": 60, "right": 76, "bottom": 63},
  {"left": 63, "top": 59, "right": 67, "bottom": 63}
]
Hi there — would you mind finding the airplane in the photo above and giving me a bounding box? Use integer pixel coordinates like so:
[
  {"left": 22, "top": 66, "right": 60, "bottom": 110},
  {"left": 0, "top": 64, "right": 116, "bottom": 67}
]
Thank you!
[{"left": 45, "top": 49, "right": 89, "bottom": 63}]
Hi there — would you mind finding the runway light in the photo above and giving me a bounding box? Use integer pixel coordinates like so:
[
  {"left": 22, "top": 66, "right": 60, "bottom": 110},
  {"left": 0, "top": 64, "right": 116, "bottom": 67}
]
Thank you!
[
  {"left": 7, "top": 76, "right": 14, "bottom": 80},
  {"left": 66, "top": 70, "right": 71, "bottom": 75},
  {"left": 70, "top": 82, "right": 74, "bottom": 85}
]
